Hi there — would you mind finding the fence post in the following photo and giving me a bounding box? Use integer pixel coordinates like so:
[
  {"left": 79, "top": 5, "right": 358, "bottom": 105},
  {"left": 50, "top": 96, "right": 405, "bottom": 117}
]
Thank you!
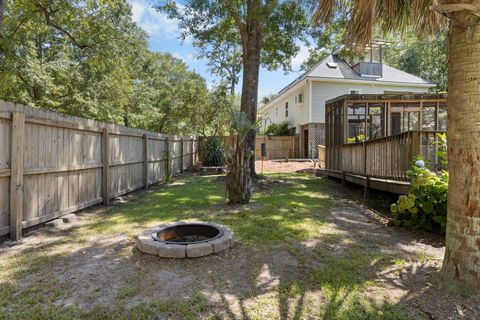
[
  {"left": 10, "top": 112, "right": 25, "bottom": 241},
  {"left": 165, "top": 136, "right": 170, "bottom": 180},
  {"left": 180, "top": 137, "right": 184, "bottom": 172},
  {"left": 102, "top": 127, "right": 110, "bottom": 206},
  {"left": 291, "top": 136, "right": 294, "bottom": 158},
  {"left": 363, "top": 140, "right": 369, "bottom": 201},
  {"left": 190, "top": 137, "right": 194, "bottom": 168},
  {"left": 143, "top": 134, "right": 148, "bottom": 189}
]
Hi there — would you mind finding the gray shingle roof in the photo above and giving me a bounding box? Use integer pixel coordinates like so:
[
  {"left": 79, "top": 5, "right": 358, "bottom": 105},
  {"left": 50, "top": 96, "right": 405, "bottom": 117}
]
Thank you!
[{"left": 272, "top": 54, "right": 433, "bottom": 102}]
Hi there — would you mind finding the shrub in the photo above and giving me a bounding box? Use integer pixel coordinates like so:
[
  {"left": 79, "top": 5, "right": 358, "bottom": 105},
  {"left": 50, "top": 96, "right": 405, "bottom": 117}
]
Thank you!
[
  {"left": 390, "top": 157, "right": 448, "bottom": 232},
  {"left": 202, "top": 137, "right": 226, "bottom": 166},
  {"left": 264, "top": 122, "right": 291, "bottom": 136}
]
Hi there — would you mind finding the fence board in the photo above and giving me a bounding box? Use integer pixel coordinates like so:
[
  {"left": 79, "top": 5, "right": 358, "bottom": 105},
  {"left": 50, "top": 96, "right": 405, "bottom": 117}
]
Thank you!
[{"left": 0, "top": 101, "right": 199, "bottom": 239}]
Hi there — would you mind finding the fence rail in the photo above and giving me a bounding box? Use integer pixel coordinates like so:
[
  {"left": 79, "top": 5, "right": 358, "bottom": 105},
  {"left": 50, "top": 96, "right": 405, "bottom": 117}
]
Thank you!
[
  {"left": 0, "top": 101, "right": 199, "bottom": 240},
  {"left": 340, "top": 130, "right": 444, "bottom": 181}
]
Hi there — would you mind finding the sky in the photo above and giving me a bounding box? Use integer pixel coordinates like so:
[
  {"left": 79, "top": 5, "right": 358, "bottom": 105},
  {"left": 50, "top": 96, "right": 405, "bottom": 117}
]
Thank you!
[{"left": 128, "top": 0, "right": 311, "bottom": 99}]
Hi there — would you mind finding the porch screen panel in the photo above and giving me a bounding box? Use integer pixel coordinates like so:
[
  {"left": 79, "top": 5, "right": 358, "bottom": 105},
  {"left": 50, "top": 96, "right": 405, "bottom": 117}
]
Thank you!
[
  {"left": 390, "top": 102, "right": 420, "bottom": 133},
  {"left": 367, "top": 103, "right": 385, "bottom": 140},
  {"left": 438, "top": 102, "right": 447, "bottom": 131},
  {"left": 347, "top": 103, "right": 366, "bottom": 143},
  {"left": 422, "top": 103, "right": 436, "bottom": 131}
]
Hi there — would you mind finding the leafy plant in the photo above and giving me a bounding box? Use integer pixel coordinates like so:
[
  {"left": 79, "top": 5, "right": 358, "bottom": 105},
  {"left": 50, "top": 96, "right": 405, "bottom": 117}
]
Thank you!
[
  {"left": 433, "top": 132, "right": 448, "bottom": 168},
  {"left": 347, "top": 134, "right": 365, "bottom": 143},
  {"left": 390, "top": 157, "right": 448, "bottom": 232},
  {"left": 202, "top": 137, "right": 226, "bottom": 166},
  {"left": 264, "top": 122, "right": 291, "bottom": 136}
]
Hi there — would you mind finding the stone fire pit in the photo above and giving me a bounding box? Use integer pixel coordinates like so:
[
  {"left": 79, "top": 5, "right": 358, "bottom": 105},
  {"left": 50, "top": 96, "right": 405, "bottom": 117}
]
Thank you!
[{"left": 136, "top": 221, "right": 234, "bottom": 258}]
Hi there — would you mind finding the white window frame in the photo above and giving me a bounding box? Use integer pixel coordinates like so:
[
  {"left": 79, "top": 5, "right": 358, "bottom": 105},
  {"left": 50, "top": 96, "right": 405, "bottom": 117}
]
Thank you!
[{"left": 298, "top": 92, "right": 303, "bottom": 104}]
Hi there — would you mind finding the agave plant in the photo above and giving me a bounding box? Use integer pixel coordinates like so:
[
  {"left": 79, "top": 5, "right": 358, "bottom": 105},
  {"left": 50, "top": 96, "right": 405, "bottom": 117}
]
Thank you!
[{"left": 202, "top": 137, "right": 226, "bottom": 166}]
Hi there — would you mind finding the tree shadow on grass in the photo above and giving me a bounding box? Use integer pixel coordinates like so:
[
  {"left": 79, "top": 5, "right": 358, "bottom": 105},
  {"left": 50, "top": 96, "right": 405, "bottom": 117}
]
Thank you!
[{"left": 1, "top": 173, "right": 477, "bottom": 319}]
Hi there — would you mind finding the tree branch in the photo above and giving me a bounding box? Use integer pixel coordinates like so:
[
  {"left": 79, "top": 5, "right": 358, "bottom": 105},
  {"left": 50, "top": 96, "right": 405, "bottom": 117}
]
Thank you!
[
  {"left": 0, "top": 0, "right": 6, "bottom": 26},
  {"left": 36, "top": 2, "right": 93, "bottom": 49}
]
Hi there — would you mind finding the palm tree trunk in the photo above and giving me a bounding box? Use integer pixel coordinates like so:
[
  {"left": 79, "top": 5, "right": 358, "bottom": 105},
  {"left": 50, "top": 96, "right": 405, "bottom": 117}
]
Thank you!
[{"left": 442, "top": 11, "right": 480, "bottom": 288}]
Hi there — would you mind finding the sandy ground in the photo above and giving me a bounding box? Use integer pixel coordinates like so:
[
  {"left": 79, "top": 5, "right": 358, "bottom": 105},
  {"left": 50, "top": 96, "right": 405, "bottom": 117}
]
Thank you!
[{"left": 255, "top": 160, "right": 320, "bottom": 173}]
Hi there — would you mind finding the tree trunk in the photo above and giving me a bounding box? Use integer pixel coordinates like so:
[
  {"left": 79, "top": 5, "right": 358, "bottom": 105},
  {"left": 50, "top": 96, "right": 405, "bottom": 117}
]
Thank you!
[
  {"left": 226, "top": 135, "right": 251, "bottom": 204},
  {"left": 441, "top": 9, "right": 480, "bottom": 289},
  {"left": 240, "top": 38, "right": 261, "bottom": 179}
]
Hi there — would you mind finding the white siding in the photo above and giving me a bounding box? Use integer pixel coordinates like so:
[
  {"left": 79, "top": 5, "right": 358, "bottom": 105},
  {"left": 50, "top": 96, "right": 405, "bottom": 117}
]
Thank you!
[
  {"left": 261, "top": 83, "right": 309, "bottom": 132},
  {"left": 311, "top": 81, "right": 429, "bottom": 123}
]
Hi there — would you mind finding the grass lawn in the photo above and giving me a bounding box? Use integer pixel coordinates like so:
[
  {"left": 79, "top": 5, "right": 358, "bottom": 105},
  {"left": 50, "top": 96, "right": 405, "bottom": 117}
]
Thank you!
[{"left": 0, "top": 173, "right": 452, "bottom": 319}]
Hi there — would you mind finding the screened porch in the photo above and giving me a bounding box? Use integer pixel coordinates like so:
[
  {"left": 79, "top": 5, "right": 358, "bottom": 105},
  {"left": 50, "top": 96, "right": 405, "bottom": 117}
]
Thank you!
[{"left": 323, "top": 93, "right": 447, "bottom": 194}]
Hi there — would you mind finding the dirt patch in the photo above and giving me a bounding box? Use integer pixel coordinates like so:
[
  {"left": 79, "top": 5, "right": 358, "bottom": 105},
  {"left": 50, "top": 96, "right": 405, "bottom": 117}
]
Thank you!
[
  {"left": 255, "top": 160, "right": 317, "bottom": 173},
  {"left": 215, "top": 174, "right": 291, "bottom": 192}
]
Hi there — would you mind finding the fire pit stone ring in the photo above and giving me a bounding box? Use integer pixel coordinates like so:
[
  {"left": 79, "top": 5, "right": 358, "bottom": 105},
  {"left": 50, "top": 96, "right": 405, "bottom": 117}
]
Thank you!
[{"left": 136, "top": 221, "right": 234, "bottom": 258}]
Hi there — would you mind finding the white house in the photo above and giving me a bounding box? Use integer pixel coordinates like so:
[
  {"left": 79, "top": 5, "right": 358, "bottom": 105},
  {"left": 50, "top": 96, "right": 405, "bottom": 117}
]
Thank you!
[{"left": 259, "top": 52, "right": 435, "bottom": 158}]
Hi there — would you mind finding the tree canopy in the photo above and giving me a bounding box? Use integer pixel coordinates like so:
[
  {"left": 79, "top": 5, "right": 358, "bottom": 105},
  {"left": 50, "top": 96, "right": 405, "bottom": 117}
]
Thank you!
[{"left": 0, "top": 0, "right": 230, "bottom": 135}]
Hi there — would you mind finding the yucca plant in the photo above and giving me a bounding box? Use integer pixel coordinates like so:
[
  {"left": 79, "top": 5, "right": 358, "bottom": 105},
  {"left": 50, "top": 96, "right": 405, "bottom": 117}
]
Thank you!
[{"left": 202, "top": 137, "right": 226, "bottom": 166}]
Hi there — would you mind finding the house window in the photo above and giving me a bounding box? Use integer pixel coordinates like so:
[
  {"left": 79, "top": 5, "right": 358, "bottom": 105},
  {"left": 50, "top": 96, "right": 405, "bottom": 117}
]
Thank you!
[
  {"left": 285, "top": 102, "right": 289, "bottom": 117},
  {"left": 350, "top": 89, "right": 360, "bottom": 95},
  {"left": 295, "top": 92, "right": 304, "bottom": 104},
  {"left": 275, "top": 107, "right": 278, "bottom": 116}
]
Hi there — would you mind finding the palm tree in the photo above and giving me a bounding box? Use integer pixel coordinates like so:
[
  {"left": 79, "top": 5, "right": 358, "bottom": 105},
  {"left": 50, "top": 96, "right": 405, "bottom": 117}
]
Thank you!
[{"left": 313, "top": 0, "right": 480, "bottom": 288}]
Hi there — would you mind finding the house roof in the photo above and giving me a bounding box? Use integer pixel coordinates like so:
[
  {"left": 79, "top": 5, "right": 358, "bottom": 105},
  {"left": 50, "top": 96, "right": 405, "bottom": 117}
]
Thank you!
[{"left": 267, "top": 54, "right": 434, "bottom": 106}]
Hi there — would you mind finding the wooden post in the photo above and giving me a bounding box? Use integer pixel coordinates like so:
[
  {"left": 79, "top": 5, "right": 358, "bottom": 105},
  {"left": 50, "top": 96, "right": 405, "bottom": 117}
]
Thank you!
[
  {"left": 165, "top": 137, "right": 170, "bottom": 179},
  {"left": 102, "top": 128, "right": 110, "bottom": 206},
  {"left": 143, "top": 134, "right": 148, "bottom": 189},
  {"left": 190, "top": 137, "right": 194, "bottom": 168},
  {"left": 10, "top": 112, "right": 25, "bottom": 241},
  {"left": 363, "top": 103, "right": 368, "bottom": 199},
  {"left": 364, "top": 176, "right": 370, "bottom": 200},
  {"left": 180, "top": 138, "right": 184, "bottom": 172},
  {"left": 291, "top": 136, "right": 294, "bottom": 158}
]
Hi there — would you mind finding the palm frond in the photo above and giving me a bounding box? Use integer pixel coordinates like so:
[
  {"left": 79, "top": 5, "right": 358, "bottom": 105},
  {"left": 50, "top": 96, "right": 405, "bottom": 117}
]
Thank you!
[
  {"left": 313, "top": 0, "right": 336, "bottom": 24},
  {"left": 346, "top": 0, "right": 378, "bottom": 46},
  {"left": 412, "top": 0, "right": 446, "bottom": 35},
  {"left": 313, "top": 0, "right": 447, "bottom": 47}
]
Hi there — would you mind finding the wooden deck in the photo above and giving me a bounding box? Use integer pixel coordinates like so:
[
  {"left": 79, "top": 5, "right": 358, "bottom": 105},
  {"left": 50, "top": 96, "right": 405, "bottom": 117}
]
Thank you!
[
  {"left": 317, "top": 168, "right": 411, "bottom": 195},
  {"left": 324, "top": 93, "right": 447, "bottom": 196},
  {"left": 322, "top": 130, "right": 444, "bottom": 195}
]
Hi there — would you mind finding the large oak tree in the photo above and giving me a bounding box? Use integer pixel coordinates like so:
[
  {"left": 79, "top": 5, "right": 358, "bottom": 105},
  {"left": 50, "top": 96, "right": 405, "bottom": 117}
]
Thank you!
[{"left": 158, "top": 0, "right": 309, "bottom": 203}]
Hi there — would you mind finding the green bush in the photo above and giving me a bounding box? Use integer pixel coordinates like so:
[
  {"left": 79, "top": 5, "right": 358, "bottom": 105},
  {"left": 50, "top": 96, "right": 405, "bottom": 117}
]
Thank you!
[
  {"left": 202, "top": 137, "right": 226, "bottom": 166},
  {"left": 390, "top": 157, "right": 448, "bottom": 232},
  {"left": 264, "top": 122, "right": 291, "bottom": 136}
]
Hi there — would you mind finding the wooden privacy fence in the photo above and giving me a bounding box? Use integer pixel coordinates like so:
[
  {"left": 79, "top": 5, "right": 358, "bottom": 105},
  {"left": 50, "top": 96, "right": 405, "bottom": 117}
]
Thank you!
[
  {"left": 255, "top": 135, "right": 299, "bottom": 160},
  {"left": 199, "top": 135, "right": 299, "bottom": 161},
  {"left": 0, "top": 101, "right": 199, "bottom": 240}
]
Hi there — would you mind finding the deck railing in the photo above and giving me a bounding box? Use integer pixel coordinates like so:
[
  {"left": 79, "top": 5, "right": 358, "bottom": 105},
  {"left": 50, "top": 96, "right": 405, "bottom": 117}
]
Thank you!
[{"left": 341, "top": 130, "right": 444, "bottom": 181}]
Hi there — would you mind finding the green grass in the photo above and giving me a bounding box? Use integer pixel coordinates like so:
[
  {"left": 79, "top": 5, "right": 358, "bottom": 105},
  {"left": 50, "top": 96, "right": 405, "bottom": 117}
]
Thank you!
[{"left": 0, "top": 173, "right": 415, "bottom": 319}]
